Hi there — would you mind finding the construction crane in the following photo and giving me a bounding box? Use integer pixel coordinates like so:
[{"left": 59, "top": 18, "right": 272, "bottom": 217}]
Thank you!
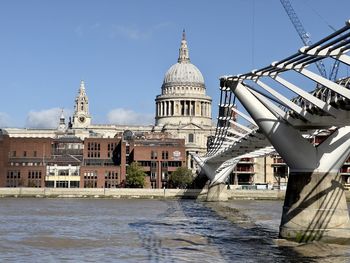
[{"left": 280, "top": 0, "right": 339, "bottom": 81}]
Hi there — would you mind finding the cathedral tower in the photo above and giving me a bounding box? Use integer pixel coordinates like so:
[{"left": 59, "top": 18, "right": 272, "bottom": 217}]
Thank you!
[{"left": 72, "top": 80, "right": 92, "bottom": 128}]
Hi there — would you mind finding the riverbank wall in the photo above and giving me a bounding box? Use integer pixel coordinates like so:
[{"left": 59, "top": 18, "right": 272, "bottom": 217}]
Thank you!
[
  {"left": 0, "top": 187, "right": 349, "bottom": 201},
  {"left": 0, "top": 187, "right": 208, "bottom": 199}
]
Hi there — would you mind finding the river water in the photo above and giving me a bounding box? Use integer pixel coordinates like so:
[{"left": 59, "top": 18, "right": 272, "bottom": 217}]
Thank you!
[{"left": 0, "top": 198, "right": 349, "bottom": 262}]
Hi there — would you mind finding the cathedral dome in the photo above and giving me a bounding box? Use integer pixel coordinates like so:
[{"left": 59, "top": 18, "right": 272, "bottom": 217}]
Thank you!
[
  {"left": 162, "top": 30, "right": 204, "bottom": 86},
  {"left": 163, "top": 62, "right": 204, "bottom": 85},
  {"left": 155, "top": 30, "right": 212, "bottom": 129}
]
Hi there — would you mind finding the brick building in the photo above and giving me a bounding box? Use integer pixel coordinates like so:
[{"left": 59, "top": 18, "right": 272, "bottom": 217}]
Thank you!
[
  {"left": 127, "top": 133, "right": 186, "bottom": 188},
  {"left": 0, "top": 130, "right": 185, "bottom": 189}
]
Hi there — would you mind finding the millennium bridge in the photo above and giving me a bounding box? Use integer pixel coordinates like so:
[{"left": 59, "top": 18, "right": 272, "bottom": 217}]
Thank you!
[{"left": 193, "top": 20, "right": 350, "bottom": 243}]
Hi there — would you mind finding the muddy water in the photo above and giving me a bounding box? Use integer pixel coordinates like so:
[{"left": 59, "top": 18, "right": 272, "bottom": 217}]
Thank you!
[
  {"left": 214, "top": 200, "right": 350, "bottom": 262},
  {"left": 0, "top": 198, "right": 348, "bottom": 262}
]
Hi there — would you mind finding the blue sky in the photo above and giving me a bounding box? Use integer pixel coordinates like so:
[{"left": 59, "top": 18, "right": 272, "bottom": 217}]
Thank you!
[{"left": 0, "top": 0, "right": 349, "bottom": 128}]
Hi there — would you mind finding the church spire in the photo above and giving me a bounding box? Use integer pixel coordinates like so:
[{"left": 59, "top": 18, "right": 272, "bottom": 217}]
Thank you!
[
  {"left": 58, "top": 108, "right": 66, "bottom": 131},
  {"left": 79, "top": 80, "right": 86, "bottom": 94},
  {"left": 178, "top": 29, "right": 190, "bottom": 63},
  {"left": 72, "top": 80, "right": 91, "bottom": 128}
]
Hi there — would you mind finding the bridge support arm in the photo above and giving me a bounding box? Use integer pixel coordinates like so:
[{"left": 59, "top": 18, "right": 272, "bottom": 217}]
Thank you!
[
  {"left": 228, "top": 80, "right": 350, "bottom": 243},
  {"left": 229, "top": 81, "right": 316, "bottom": 171}
]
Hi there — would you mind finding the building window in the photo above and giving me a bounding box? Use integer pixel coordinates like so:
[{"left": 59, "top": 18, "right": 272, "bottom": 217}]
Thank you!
[
  {"left": 188, "top": 133, "right": 194, "bottom": 143},
  {"left": 168, "top": 161, "right": 182, "bottom": 167},
  {"left": 84, "top": 171, "right": 98, "bottom": 188},
  {"left": 33, "top": 151, "right": 37, "bottom": 157},
  {"left": 70, "top": 181, "right": 80, "bottom": 188},
  {"left": 162, "top": 151, "right": 169, "bottom": 160},
  {"left": 104, "top": 171, "right": 118, "bottom": 188},
  {"left": 11, "top": 151, "right": 16, "bottom": 157},
  {"left": 150, "top": 172, "right": 156, "bottom": 181},
  {"left": 28, "top": 170, "right": 42, "bottom": 187},
  {"left": 87, "top": 142, "right": 101, "bottom": 159},
  {"left": 107, "top": 143, "right": 116, "bottom": 158},
  {"left": 6, "top": 170, "right": 21, "bottom": 187},
  {"left": 23, "top": 151, "right": 27, "bottom": 157},
  {"left": 151, "top": 150, "right": 157, "bottom": 160},
  {"left": 56, "top": 181, "right": 69, "bottom": 188}
]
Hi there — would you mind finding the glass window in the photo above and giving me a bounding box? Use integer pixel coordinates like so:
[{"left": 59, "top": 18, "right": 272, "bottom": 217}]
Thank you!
[{"left": 188, "top": 133, "right": 194, "bottom": 143}]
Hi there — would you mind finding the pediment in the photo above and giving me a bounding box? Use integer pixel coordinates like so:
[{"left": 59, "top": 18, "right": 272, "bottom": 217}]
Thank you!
[{"left": 178, "top": 122, "right": 204, "bottom": 130}]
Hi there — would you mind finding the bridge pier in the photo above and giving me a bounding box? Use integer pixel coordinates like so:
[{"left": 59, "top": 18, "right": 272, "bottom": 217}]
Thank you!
[
  {"left": 280, "top": 171, "right": 350, "bottom": 243},
  {"left": 192, "top": 154, "right": 238, "bottom": 202},
  {"left": 206, "top": 183, "right": 228, "bottom": 202},
  {"left": 228, "top": 80, "right": 350, "bottom": 243}
]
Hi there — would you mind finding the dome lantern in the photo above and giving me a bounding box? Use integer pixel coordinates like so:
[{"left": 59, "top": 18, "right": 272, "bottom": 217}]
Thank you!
[{"left": 163, "top": 31, "right": 204, "bottom": 86}]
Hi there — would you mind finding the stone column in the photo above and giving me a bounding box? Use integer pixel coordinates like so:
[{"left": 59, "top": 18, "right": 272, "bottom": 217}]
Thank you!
[
  {"left": 166, "top": 101, "right": 169, "bottom": 116},
  {"left": 208, "top": 102, "right": 211, "bottom": 117},
  {"left": 156, "top": 102, "right": 159, "bottom": 117},
  {"left": 167, "top": 101, "right": 170, "bottom": 116}
]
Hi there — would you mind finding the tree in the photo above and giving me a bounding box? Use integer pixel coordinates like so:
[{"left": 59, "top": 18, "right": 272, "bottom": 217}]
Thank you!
[
  {"left": 126, "top": 162, "right": 146, "bottom": 188},
  {"left": 168, "top": 167, "right": 193, "bottom": 189}
]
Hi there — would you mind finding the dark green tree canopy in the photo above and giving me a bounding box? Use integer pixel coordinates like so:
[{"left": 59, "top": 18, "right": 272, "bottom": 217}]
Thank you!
[
  {"left": 126, "top": 162, "right": 146, "bottom": 188},
  {"left": 168, "top": 167, "right": 193, "bottom": 189}
]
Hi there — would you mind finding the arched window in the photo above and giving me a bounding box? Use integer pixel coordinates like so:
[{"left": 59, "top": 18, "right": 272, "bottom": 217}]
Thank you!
[{"left": 188, "top": 133, "right": 194, "bottom": 143}]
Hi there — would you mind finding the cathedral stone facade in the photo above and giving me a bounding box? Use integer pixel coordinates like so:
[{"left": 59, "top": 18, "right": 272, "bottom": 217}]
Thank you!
[{"left": 155, "top": 31, "right": 214, "bottom": 168}]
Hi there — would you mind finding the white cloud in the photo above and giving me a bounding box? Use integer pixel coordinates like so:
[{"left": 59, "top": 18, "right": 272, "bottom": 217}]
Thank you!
[
  {"left": 0, "top": 112, "right": 11, "bottom": 128},
  {"left": 107, "top": 108, "right": 154, "bottom": 125},
  {"left": 26, "top": 108, "right": 72, "bottom": 129}
]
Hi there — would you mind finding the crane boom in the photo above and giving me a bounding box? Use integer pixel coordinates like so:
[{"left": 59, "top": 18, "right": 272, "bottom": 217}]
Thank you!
[
  {"left": 280, "top": 0, "right": 328, "bottom": 79},
  {"left": 329, "top": 60, "right": 340, "bottom": 82}
]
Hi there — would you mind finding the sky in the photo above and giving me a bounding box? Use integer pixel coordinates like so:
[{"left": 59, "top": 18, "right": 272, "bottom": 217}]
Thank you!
[{"left": 0, "top": 0, "right": 349, "bottom": 128}]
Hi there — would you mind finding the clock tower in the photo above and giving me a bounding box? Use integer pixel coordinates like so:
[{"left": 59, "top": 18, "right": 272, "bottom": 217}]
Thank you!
[{"left": 72, "top": 80, "right": 92, "bottom": 128}]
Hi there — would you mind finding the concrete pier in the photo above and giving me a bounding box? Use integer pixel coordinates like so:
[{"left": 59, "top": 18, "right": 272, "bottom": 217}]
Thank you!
[
  {"left": 280, "top": 172, "right": 350, "bottom": 244},
  {"left": 206, "top": 183, "right": 228, "bottom": 202}
]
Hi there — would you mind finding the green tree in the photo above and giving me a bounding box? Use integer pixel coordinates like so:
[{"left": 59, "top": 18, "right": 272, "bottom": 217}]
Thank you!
[
  {"left": 168, "top": 167, "right": 193, "bottom": 189},
  {"left": 126, "top": 162, "right": 146, "bottom": 188}
]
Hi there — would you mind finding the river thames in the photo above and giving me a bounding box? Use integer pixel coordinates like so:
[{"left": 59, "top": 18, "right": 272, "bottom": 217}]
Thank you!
[{"left": 0, "top": 198, "right": 349, "bottom": 262}]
